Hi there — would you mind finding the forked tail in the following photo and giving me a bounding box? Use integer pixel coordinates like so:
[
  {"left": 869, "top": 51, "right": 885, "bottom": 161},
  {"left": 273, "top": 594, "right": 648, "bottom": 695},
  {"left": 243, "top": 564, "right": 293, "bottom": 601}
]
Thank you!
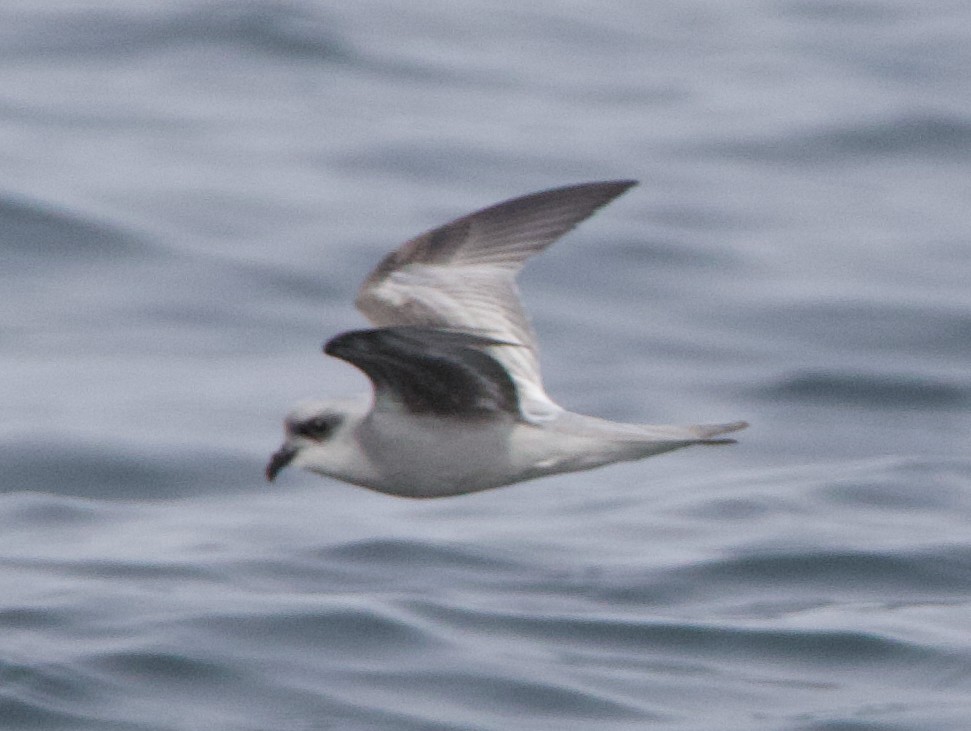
[{"left": 691, "top": 420, "right": 749, "bottom": 444}]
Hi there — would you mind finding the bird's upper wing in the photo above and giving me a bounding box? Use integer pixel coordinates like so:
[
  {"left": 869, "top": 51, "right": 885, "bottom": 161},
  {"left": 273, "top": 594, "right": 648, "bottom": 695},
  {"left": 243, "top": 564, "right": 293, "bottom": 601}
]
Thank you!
[
  {"left": 324, "top": 326, "right": 521, "bottom": 418},
  {"left": 355, "top": 180, "right": 638, "bottom": 419}
]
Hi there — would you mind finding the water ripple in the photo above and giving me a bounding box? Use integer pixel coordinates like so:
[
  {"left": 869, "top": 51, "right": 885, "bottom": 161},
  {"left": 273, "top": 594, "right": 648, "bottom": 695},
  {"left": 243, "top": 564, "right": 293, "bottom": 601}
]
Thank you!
[
  {"left": 708, "top": 113, "right": 971, "bottom": 163},
  {"left": 761, "top": 371, "right": 970, "bottom": 409},
  {"left": 1, "top": 1, "right": 351, "bottom": 62},
  {"left": 0, "top": 194, "right": 143, "bottom": 271}
]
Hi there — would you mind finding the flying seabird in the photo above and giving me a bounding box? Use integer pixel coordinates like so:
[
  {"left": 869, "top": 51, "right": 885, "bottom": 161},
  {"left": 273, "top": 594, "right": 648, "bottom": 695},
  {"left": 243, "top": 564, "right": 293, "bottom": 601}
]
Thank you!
[{"left": 266, "top": 181, "right": 747, "bottom": 497}]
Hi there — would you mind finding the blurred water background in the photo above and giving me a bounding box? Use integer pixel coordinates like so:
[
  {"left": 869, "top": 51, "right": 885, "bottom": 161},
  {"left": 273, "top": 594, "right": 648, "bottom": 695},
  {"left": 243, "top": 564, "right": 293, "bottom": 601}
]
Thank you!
[{"left": 2, "top": 1, "right": 971, "bottom": 729}]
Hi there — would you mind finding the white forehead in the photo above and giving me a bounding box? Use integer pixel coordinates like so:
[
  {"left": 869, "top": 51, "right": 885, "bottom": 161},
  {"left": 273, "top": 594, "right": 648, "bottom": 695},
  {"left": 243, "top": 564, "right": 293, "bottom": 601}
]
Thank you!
[{"left": 285, "top": 395, "right": 369, "bottom": 423}]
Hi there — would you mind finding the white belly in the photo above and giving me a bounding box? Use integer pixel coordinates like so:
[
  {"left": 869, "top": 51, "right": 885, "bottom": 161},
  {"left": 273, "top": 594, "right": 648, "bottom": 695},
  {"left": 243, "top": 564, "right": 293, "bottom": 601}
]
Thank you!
[
  {"left": 357, "top": 413, "right": 521, "bottom": 497},
  {"left": 352, "top": 410, "right": 688, "bottom": 498}
]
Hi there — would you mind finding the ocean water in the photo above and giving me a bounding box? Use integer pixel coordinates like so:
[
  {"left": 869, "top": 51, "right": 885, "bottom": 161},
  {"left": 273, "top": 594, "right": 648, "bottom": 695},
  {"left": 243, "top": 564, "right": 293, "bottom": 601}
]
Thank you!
[{"left": 2, "top": 1, "right": 971, "bottom": 729}]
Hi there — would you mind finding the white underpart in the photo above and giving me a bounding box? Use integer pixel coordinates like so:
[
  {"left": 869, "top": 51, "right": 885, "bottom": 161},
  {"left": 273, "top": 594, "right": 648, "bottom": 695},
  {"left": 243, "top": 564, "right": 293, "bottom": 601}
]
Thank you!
[{"left": 294, "top": 407, "right": 745, "bottom": 498}]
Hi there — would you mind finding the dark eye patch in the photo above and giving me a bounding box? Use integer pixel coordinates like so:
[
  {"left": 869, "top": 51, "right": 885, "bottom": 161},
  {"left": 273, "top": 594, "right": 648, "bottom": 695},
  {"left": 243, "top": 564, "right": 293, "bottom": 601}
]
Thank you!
[{"left": 292, "top": 414, "right": 341, "bottom": 440}]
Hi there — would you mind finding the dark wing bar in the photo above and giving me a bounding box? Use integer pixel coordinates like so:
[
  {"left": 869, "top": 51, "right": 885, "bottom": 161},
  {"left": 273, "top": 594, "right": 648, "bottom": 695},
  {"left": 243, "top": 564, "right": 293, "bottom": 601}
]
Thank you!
[{"left": 324, "top": 326, "right": 522, "bottom": 418}]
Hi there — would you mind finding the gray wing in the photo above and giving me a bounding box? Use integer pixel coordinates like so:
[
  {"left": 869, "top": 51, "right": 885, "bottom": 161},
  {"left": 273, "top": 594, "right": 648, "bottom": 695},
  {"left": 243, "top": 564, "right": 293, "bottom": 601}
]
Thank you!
[
  {"left": 355, "top": 180, "right": 638, "bottom": 419},
  {"left": 324, "top": 326, "right": 521, "bottom": 418}
]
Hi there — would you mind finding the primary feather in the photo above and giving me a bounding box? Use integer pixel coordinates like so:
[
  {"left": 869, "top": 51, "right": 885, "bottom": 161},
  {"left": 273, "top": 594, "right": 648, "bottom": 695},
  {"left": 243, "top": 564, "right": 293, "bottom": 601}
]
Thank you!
[{"left": 355, "top": 180, "right": 638, "bottom": 418}]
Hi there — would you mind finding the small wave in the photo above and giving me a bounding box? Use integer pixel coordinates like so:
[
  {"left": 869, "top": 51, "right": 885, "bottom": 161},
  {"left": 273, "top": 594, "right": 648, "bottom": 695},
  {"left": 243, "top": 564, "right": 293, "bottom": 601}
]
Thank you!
[
  {"left": 0, "top": 438, "right": 260, "bottom": 500},
  {"left": 759, "top": 371, "right": 970, "bottom": 408},
  {"left": 91, "top": 650, "right": 247, "bottom": 686},
  {"left": 299, "top": 538, "right": 534, "bottom": 593},
  {"left": 745, "top": 300, "right": 971, "bottom": 363},
  {"left": 813, "top": 457, "right": 971, "bottom": 510},
  {"left": 202, "top": 601, "right": 446, "bottom": 656},
  {"left": 0, "top": 194, "right": 143, "bottom": 271},
  {"left": 317, "top": 537, "right": 524, "bottom": 573},
  {"left": 781, "top": 0, "right": 907, "bottom": 23},
  {"left": 0, "top": 697, "right": 93, "bottom": 730},
  {"left": 707, "top": 113, "right": 971, "bottom": 164},
  {"left": 408, "top": 601, "right": 932, "bottom": 669},
  {"left": 332, "top": 141, "right": 567, "bottom": 185},
  {"left": 0, "top": 656, "right": 111, "bottom": 730},
  {"left": 0, "top": 491, "right": 109, "bottom": 527},
  {"left": 662, "top": 547, "right": 971, "bottom": 599},
  {"left": 1, "top": 1, "right": 352, "bottom": 63},
  {"left": 343, "top": 667, "right": 650, "bottom": 721}
]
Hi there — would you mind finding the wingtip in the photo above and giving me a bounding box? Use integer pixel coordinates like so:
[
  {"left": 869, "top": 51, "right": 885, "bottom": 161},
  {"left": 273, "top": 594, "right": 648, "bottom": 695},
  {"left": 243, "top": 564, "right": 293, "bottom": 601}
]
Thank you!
[
  {"left": 531, "top": 179, "right": 638, "bottom": 206},
  {"left": 596, "top": 179, "right": 639, "bottom": 205},
  {"left": 582, "top": 179, "right": 639, "bottom": 197}
]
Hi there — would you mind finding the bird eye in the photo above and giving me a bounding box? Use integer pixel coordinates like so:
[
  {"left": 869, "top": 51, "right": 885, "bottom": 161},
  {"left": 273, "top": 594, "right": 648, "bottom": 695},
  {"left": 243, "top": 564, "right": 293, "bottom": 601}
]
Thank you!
[{"left": 293, "top": 415, "right": 339, "bottom": 440}]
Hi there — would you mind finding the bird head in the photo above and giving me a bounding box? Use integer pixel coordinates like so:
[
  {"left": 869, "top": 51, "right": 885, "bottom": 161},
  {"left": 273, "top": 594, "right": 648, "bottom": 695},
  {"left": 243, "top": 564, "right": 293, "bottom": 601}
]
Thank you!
[{"left": 265, "top": 400, "right": 352, "bottom": 482}]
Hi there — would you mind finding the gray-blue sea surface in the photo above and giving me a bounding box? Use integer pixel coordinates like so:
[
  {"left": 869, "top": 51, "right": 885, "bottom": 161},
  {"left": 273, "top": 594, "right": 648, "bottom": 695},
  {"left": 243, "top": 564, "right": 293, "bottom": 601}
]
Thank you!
[{"left": 2, "top": 1, "right": 970, "bottom": 729}]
